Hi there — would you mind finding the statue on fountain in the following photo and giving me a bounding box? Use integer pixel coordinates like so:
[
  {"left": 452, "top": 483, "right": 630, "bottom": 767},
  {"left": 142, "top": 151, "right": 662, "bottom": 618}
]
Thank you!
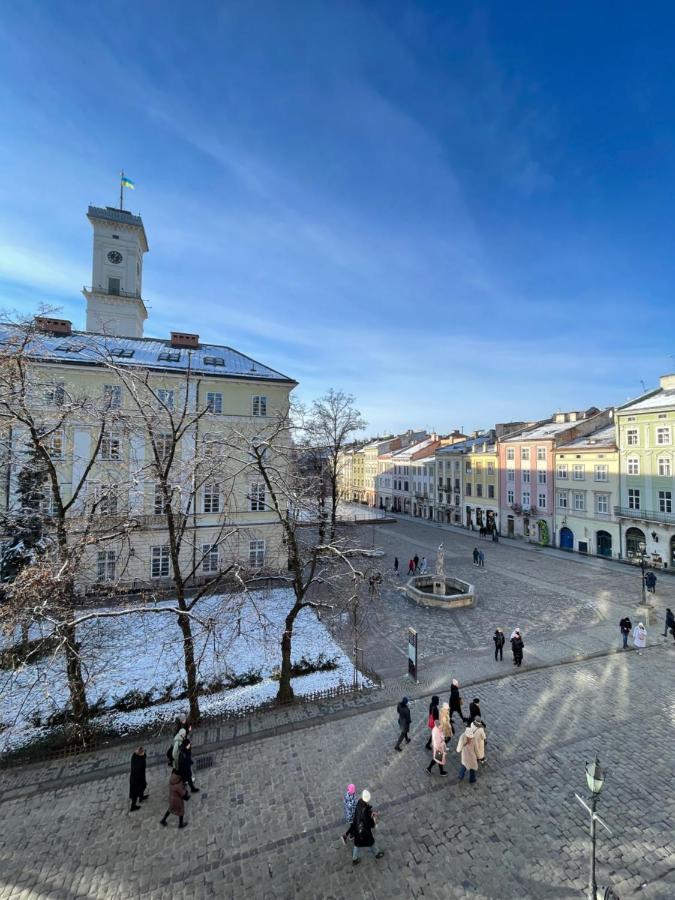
[{"left": 435, "top": 543, "right": 445, "bottom": 578}]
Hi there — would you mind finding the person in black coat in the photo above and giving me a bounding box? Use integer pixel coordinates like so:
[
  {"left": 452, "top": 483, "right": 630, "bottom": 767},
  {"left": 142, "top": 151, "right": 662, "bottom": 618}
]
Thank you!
[
  {"left": 425, "top": 695, "right": 440, "bottom": 750},
  {"left": 178, "top": 738, "right": 199, "bottom": 794},
  {"left": 511, "top": 631, "right": 524, "bottom": 667},
  {"left": 129, "top": 746, "right": 148, "bottom": 811},
  {"left": 449, "top": 680, "right": 467, "bottom": 726},
  {"left": 468, "top": 698, "right": 482, "bottom": 725},
  {"left": 493, "top": 628, "right": 505, "bottom": 661},
  {"left": 394, "top": 697, "right": 411, "bottom": 752},
  {"left": 662, "top": 608, "right": 674, "bottom": 639},
  {"left": 351, "top": 790, "right": 384, "bottom": 865}
]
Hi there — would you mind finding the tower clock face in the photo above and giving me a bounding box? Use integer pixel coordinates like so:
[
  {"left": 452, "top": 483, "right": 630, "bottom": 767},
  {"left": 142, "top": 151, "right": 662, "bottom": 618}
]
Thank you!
[{"left": 107, "top": 250, "right": 123, "bottom": 264}]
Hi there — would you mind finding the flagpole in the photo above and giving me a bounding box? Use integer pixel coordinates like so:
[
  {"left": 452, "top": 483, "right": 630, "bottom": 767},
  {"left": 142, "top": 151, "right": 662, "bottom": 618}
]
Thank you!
[{"left": 119, "top": 171, "right": 124, "bottom": 210}]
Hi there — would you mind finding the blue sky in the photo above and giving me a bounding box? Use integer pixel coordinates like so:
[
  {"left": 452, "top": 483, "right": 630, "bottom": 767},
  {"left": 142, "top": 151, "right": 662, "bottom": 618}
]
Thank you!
[{"left": 1, "top": 2, "right": 674, "bottom": 435}]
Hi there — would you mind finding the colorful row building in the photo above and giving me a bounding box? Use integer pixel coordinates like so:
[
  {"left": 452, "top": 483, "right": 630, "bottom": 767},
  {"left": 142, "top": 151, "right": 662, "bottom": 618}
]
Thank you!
[{"left": 338, "top": 377, "right": 675, "bottom": 570}]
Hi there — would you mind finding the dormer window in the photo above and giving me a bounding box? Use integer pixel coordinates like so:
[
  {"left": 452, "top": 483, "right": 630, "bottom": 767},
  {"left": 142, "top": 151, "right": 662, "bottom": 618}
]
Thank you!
[
  {"left": 110, "top": 348, "right": 134, "bottom": 358},
  {"left": 158, "top": 350, "right": 181, "bottom": 362},
  {"left": 203, "top": 356, "right": 225, "bottom": 367},
  {"left": 56, "top": 343, "right": 84, "bottom": 353}
]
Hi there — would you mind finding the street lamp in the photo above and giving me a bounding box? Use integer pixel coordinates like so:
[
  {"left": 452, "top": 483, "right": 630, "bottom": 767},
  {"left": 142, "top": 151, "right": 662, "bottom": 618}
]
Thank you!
[
  {"left": 638, "top": 540, "right": 647, "bottom": 605},
  {"left": 575, "top": 756, "right": 613, "bottom": 900}
]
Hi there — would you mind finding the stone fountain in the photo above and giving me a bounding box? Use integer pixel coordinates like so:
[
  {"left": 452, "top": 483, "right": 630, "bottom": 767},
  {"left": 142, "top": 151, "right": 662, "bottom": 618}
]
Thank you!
[{"left": 405, "top": 543, "right": 475, "bottom": 609}]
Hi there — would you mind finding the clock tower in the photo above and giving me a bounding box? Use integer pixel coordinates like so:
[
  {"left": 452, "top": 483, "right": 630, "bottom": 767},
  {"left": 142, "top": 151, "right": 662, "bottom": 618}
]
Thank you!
[{"left": 83, "top": 205, "right": 149, "bottom": 337}]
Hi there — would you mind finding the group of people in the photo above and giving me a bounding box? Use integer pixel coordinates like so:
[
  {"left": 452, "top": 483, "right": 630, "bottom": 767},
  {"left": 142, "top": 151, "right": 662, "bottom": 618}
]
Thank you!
[
  {"left": 398, "top": 554, "right": 428, "bottom": 576},
  {"left": 620, "top": 610, "right": 675, "bottom": 654},
  {"left": 127, "top": 715, "right": 199, "bottom": 828},
  {"left": 492, "top": 627, "right": 524, "bottom": 666},
  {"left": 472, "top": 548, "right": 486, "bottom": 567},
  {"left": 341, "top": 682, "right": 489, "bottom": 865}
]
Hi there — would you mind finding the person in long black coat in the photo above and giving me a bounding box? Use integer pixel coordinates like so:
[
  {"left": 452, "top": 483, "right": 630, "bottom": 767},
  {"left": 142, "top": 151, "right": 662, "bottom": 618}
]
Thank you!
[
  {"left": 449, "top": 680, "right": 467, "bottom": 726},
  {"left": 129, "top": 746, "right": 148, "bottom": 811},
  {"left": 394, "top": 697, "right": 411, "bottom": 752},
  {"left": 351, "top": 791, "right": 384, "bottom": 865},
  {"left": 178, "top": 738, "right": 200, "bottom": 794},
  {"left": 511, "top": 632, "right": 524, "bottom": 667},
  {"left": 468, "top": 697, "right": 482, "bottom": 725}
]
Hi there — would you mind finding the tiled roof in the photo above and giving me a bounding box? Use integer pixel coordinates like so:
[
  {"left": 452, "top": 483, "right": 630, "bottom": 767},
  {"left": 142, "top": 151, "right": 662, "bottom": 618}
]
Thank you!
[{"left": 0, "top": 325, "right": 296, "bottom": 385}]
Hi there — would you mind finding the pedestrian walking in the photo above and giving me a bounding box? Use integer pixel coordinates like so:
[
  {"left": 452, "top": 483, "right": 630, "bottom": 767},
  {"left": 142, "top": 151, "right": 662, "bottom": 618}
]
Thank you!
[
  {"left": 472, "top": 547, "right": 479, "bottom": 566},
  {"left": 645, "top": 571, "right": 657, "bottom": 594},
  {"left": 340, "top": 783, "right": 358, "bottom": 844},
  {"left": 456, "top": 727, "right": 478, "bottom": 783},
  {"left": 449, "top": 679, "right": 467, "bottom": 726},
  {"left": 468, "top": 697, "right": 482, "bottom": 725},
  {"left": 394, "top": 557, "right": 399, "bottom": 577},
  {"left": 351, "top": 790, "right": 384, "bottom": 865},
  {"left": 408, "top": 558, "right": 415, "bottom": 575},
  {"left": 171, "top": 726, "right": 186, "bottom": 770},
  {"left": 159, "top": 770, "right": 188, "bottom": 828},
  {"left": 439, "top": 702, "right": 454, "bottom": 744},
  {"left": 129, "top": 746, "right": 148, "bottom": 811},
  {"left": 425, "top": 695, "right": 440, "bottom": 750},
  {"left": 511, "top": 630, "right": 524, "bottom": 667},
  {"left": 493, "top": 628, "right": 505, "bottom": 661},
  {"left": 426, "top": 721, "right": 448, "bottom": 777},
  {"left": 420, "top": 556, "right": 428, "bottom": 574},
  {"left": 619, "top": 616, "right": 632, "bottom": 649},
  {"left": 472, "top": 718, "right": 487, "bottom": 765},
  {"left": 478, "top": 550, "right": 485, "bottom": 568},
  {"left": 662, "top": 608, "right": 674, "bottom": 639},
  {"left": 178, "top": 738, "right": 199, "bottom": 795},
  {"left": 394, "top": 697, "right": 412, "bottom": 752},
  {"left": 414, "top": 554, "right": 420, "bottom": 573},
  {"left": 632, "top": 621, "right": 647, "bottom": 655}
]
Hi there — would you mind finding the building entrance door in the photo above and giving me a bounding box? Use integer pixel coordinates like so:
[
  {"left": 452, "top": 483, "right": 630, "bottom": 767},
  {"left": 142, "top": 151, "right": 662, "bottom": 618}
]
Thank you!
[{"left": 560, "top": 527, "right": 574, "bottom": 551}]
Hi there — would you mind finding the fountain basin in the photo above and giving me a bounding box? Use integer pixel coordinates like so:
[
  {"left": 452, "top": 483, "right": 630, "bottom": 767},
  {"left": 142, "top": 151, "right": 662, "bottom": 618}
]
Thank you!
[{"left": 405, "top": 575, "right": 475, "bottom": 609}]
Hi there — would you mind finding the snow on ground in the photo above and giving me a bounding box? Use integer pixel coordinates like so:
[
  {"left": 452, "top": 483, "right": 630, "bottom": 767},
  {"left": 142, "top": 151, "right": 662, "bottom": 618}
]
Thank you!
[{"left": 0, "top": 589, "right": 368, "bottom": 754}]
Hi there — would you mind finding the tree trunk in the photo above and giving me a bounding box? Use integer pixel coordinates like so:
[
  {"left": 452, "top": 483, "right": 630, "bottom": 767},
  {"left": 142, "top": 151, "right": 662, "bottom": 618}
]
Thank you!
[
  {"left": 61, "top": 619, "right": 89, "bottom": 735},
  {"left": 177, "top": 609, "right": 201, "bottom": 722},
  {"left": 277, "top": 604, "right": 302, "bottom": 704}
]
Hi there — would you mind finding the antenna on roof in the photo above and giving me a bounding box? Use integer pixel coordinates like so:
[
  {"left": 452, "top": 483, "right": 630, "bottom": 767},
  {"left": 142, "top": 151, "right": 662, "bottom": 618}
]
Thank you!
[{"left": 640, "top": 380, "right": 646, "bottom": 393}]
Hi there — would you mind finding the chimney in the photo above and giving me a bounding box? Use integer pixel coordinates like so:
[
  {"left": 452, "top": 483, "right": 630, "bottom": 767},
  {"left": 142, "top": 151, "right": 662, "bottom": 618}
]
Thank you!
[
  {"left": 170, "top": 332, "right": 200, "bottom": 349},
  {"left": 659, "top": 374, "right": 675, "bottom": 390},
  {"left": 35, "top": 317, "right": 72, "bottom": 336}
]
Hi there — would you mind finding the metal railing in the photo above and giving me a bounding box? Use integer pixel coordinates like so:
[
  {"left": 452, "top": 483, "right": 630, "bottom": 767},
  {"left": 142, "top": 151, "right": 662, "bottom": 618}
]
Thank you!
[
  {"left": 83, "top": 285, "right": 143, "bottom": 301},
  {"left": 614, "top": 505, "right": 675, "bottom": 525}
]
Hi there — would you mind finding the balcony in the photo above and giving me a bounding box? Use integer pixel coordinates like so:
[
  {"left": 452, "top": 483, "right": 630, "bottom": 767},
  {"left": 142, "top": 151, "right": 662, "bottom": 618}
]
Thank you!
[
  {"left": 614, "top": 506, "right": 675, "bottom": 526},
  {"left": 84, "top": 285, "right": 143, "bottom": 301}
]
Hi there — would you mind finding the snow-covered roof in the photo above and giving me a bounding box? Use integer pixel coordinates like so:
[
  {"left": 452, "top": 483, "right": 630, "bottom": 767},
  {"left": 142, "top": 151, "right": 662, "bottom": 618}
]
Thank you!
[
  {"left": 619, "top": 388, "right": 675, "bottom": 413},
  {"left": 501, "top": 419, "right": 578, "bottom": 441},
  {"left": 557, "top": 423, "right": 616, "bottom": 450},
  {"left": 392, "top": 437, "right": 436, "bottom": 458},
  {"left": 437, "top": 435, "right": 491, "bottom": 455},
  {"left": 0, "top": 325, "right": 296, "bottom": 385}
]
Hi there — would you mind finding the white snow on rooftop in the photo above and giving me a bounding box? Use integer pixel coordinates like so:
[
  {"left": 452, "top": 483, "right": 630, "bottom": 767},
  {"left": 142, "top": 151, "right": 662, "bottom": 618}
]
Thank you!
[
  {"left": 557, "top": 423, "right": 616, "bottom": 449},
  {"left": 0, "top": 325, "right": 295, "bottom": 383},
  {"left": 620, "top": 388, "right": 675, "bottom": 413}
]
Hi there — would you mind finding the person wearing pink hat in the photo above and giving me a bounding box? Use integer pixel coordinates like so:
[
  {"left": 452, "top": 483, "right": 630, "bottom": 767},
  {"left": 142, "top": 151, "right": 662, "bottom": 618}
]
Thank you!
[{"left": 341, "top": 783, "right": 358, "bottom": 844}]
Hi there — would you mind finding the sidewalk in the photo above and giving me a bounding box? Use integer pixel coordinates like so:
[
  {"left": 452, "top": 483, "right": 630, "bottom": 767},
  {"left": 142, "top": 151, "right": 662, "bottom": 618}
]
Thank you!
[{"left": 5, "top": 614, "right": 672, "bottom": 801}]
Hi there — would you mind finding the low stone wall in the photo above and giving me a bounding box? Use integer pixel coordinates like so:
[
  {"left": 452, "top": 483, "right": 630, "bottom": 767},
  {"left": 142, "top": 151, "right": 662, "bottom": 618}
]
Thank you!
[{"left": 405, "top": 575, "right": 476, "bottom": 609}]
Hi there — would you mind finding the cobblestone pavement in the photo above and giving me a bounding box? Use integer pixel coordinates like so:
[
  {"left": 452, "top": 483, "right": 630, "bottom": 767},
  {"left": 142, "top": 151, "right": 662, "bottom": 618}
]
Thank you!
[
  {"left": 2, "top": 517, "right": 674, "bottom": 899},
  {"left": 330, "top": 516, "right": 675, "bottom": 679},
  {"left": 1, "top": 647, "right": 673, "bottom": 899}
]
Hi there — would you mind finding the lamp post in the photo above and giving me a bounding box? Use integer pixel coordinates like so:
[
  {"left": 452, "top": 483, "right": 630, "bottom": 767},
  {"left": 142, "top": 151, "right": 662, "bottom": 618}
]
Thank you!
[
  {"left": 575, "top": 756, "right": 612, "bottom": 900},
  {"left": 638, "top": 541, "right": 647, "bottom": 605}
]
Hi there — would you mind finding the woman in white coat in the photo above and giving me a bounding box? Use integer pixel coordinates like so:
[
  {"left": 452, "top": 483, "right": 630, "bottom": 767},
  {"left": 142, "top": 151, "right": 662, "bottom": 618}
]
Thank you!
[{"left": 632, "top": 621, "right": 647, "bottom": 655}]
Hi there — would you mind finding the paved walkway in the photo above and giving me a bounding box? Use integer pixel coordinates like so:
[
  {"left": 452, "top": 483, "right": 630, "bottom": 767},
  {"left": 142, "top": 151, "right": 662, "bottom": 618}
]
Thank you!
[
  {"left": 2, "top": 516, "right": 674, "bottom": 899},
  {"left": 1, "top": 644, "right": 673, "bottom": 899}
]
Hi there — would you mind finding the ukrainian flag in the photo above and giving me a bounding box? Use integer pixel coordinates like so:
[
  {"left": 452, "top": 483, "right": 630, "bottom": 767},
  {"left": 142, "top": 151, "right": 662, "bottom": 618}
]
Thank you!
[{"left": 121, "top": 175, "right": 135, "bottom": 190}]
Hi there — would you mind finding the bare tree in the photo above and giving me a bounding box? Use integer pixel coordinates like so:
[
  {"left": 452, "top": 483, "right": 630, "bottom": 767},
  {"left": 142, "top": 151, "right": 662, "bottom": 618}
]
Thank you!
[
  {"left": 105, "top": 357, "right": 249, "bottom": 724},
  {"left": 222, "top": 406, "right": 376, "bottom": 704},
  {"left": 0, "top": 321, "right": 136, "bottom": 733},
  {"left": 307, "top": 389, "right": 366, "bottom": 540}
]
